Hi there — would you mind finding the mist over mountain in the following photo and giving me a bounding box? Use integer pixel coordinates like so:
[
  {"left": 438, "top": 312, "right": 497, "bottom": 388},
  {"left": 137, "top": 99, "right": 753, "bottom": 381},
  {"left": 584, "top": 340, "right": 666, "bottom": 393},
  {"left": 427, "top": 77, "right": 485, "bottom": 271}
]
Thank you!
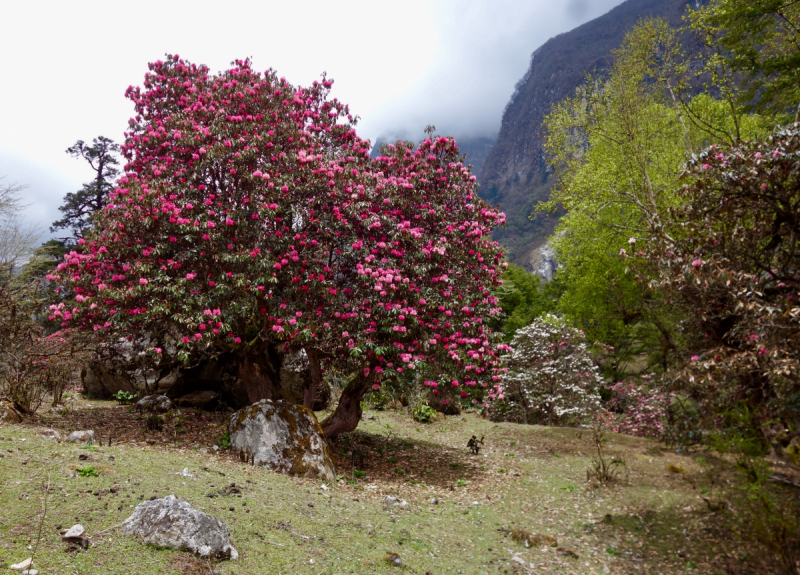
[{"left": 478, "top": 0, "right": 698, "bottom": 268}]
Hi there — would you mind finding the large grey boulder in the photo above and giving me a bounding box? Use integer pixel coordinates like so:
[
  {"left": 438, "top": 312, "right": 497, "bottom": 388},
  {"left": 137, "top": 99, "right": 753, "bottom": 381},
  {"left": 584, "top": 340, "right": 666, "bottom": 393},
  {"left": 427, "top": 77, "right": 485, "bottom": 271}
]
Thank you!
[
  {"left": 123, "top": 495, "right": 238, "bottom": 560},
  {"left": 230, "top": 400, "right": 335, "bottom": 482}
]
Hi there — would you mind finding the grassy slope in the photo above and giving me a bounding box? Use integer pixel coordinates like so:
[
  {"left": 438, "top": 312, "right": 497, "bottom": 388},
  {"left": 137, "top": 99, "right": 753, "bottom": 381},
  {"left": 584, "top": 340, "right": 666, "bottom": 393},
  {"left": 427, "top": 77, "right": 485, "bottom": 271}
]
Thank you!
[{"left": 0, "top": 401, "right": 744, "bottom": 574}]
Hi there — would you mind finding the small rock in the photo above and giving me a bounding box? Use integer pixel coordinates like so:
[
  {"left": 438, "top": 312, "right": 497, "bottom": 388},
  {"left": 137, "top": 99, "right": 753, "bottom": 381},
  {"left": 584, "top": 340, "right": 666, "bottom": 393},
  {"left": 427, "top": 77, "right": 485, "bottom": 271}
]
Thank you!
[
  {"left": 385, "top": 552, "right": 402, "bottom": 567},
  {"left": 211, "top": 445, "right": 219, "bottom": 452},
  {"left": 430, "top": 498, "right": 438, "bottom": 505},
  {"left": 63, "top": 524, "right": 84, "bottom": 538},
  {"left": 180, "top": 468, "right": 192, "bottom": 477},
  {"left": 136, "top": 394, "right": 174, "bottom": 414},
  {"left": 10, "top": 557, "right": 32, "bottom": 570},
  {"left": 384, "top": 496, "right": 409, "bottom": 507},
  {"left": 37, "top": 429, "right": 62, "bottom": 442},
  {"left": 66, "top": 430, "right": 95, "bottom": 444}
]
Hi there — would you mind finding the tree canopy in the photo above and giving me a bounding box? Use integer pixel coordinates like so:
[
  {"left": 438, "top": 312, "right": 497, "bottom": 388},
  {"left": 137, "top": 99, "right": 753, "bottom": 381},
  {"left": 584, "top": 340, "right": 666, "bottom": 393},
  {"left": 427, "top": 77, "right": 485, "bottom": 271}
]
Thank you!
[
  {"left": 49, "top": 55, "right": 507, "bottom": 437},
  {"left": 51, "top": 136, "right": 120, "bottom": 241}
]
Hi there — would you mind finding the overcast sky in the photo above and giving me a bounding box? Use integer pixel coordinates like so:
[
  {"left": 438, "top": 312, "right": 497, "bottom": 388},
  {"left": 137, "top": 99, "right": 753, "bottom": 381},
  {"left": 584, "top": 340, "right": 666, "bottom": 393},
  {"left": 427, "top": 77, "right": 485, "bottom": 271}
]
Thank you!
[{"left": 0, "top": 0, "right": 623, "bottom": 238}]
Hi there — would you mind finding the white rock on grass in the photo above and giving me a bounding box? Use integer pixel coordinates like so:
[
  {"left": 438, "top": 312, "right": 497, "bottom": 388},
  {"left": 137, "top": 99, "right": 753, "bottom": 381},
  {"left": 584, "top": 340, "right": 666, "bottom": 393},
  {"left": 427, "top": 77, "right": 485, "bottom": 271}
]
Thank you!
[
  {"left": 122, "top": 495, "right": 238, "bottom": 560},
  {"left": 63, "top": 524, "right": 84, "bottom": 538},
  {"left": 229, "top": 400, "right": 336, "bottom": 482},
  {"left": 384, "top": 496, "right": 409, "bottom": 507},
  {"left": 66, "top": 430, "right": 95, "bottom": 444},
  {"left": 9, "top": 557, "right": 32, "bottom": 570}
]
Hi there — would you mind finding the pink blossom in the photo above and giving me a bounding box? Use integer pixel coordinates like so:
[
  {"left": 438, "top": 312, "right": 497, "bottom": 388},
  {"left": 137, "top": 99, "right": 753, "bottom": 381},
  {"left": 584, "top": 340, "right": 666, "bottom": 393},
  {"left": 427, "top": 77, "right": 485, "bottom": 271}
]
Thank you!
[{"left": 139, "top": 278, "right": 149, "bottom": 285}]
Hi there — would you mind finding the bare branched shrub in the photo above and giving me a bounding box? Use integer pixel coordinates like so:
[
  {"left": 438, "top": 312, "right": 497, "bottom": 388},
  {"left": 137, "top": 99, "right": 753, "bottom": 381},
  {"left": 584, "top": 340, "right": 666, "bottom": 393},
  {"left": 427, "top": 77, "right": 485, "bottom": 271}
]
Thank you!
[
  {"left": 586, "top": 423, "right": 627, "bottom": 486},
  {"left": 0, "top": 178, "right": 89, "bottom": 414}
]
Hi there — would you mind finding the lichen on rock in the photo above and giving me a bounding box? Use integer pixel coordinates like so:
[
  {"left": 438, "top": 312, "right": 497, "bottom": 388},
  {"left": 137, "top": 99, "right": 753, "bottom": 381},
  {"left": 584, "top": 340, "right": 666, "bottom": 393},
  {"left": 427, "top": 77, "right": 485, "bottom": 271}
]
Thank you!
[
  {"left": 229, "top": 399, "right": 335, "bottom": 482},
  {"left": 123, "top": 495, "right": 238, "bottom": 560}
]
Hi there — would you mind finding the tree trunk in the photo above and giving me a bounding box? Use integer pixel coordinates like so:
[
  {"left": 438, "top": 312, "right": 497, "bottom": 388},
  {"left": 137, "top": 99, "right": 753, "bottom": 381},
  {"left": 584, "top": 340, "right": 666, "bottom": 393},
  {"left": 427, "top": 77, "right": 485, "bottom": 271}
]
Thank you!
[
  {"left": 321, "top": 374, "right": 369, "bottom": 439},
  {"left": 303, "top": 347, "right": 323, "bottom": 410},
  {"left": 237, "top": 345, "right": 283, "bottom": 404}
]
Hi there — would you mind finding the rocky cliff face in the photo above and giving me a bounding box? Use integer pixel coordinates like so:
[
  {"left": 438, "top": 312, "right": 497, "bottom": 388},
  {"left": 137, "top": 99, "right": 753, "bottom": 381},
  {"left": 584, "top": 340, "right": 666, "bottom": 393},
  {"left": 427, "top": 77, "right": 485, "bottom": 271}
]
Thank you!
[{"left": 478, "top": 0, "right": 696, "bottom": 270}]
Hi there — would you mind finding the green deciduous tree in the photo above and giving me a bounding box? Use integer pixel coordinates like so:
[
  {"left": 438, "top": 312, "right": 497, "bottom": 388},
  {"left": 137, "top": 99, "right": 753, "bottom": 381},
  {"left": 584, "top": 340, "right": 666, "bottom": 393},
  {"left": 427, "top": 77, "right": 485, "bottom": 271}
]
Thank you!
[
  {"left": 539, "top": 19, "right": 773, "bottom": 373},
  {"left": 688, "top": 0, "right": 800, "bottom": 121},
  {"left": 493, "top": 263, "right": 558, "bottom": 339}
]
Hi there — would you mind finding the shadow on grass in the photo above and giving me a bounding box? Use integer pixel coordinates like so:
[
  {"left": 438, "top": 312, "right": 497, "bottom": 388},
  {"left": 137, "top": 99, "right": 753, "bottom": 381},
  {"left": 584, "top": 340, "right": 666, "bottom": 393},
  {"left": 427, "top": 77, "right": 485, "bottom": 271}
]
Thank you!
[
  {"left": 587, "top": 507, "right": 774, "bottom": 575},
  {"left": 329, "top": 429, "right": 486, "bottom": 488}
]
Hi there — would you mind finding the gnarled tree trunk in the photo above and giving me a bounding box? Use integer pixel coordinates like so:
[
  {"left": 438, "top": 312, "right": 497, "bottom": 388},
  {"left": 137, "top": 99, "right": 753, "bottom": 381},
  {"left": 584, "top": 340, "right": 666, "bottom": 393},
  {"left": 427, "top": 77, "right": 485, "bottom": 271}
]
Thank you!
[
  {"left": 237, "top": 344, "right": 283, "bottom": 404},
  {"left": 303, "top": 347, "right": 324, "bottom": 410},
  {"left": 321, "top": 374, "right": 369, "bottom": 439}
]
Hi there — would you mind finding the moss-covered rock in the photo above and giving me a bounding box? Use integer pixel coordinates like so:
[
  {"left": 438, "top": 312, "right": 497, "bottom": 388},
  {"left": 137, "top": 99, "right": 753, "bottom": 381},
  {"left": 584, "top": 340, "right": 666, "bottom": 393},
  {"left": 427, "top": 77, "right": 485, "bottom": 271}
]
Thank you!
[
  {"left": 0, "top": 399, "right": 22, "bottom": 424},
  {"left": 229, "top": 400, "right": 335, "bottom": 482}
]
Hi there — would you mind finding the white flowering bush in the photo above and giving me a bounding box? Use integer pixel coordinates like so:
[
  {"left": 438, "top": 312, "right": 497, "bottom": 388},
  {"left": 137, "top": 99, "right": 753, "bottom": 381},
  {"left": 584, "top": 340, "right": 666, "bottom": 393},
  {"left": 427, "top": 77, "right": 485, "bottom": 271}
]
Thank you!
[{"left": 489, "top": 314, "right": 603, "bottom": 426}]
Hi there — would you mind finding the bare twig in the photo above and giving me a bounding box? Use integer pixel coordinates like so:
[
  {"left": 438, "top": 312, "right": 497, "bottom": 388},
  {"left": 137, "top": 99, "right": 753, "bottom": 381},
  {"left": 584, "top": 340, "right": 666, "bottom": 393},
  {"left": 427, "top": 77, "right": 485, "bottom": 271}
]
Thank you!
[{"left": 30, "top": 471, "right": 51, "bottom": 566}]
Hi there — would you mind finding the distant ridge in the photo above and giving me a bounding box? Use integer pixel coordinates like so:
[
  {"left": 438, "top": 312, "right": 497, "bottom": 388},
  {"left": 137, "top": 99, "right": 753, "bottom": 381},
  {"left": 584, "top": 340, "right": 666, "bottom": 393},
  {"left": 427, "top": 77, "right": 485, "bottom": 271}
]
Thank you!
[{"left": 478, "top": 0, "right": 700, "bottom": 269}]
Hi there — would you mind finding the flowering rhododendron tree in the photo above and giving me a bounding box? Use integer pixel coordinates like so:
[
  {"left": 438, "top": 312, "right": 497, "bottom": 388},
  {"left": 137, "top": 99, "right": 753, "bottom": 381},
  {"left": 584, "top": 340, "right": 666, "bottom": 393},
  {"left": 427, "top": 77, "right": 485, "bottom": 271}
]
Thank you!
[
  {"left": 634, "top": 125, "right": 800, "bottom": 435},
  {"left": 489, "top": 314, "right": 602, "bottom": 425},
  {"left": 48, "top": 55, "right": 507, "bottom": 437}
]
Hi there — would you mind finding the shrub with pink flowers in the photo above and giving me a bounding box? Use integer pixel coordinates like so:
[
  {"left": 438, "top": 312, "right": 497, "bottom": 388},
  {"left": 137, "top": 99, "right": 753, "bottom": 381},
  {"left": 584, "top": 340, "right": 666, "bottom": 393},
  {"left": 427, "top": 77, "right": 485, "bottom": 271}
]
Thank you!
[
  {"left": 47, "top": 55, "right": 507, "bottom": 438},
  {"left": 601, "top": 376, "right": 673, "bottom": 438},
  {"left": 634, "top": 125, "right": 800, "bottom": 436}
]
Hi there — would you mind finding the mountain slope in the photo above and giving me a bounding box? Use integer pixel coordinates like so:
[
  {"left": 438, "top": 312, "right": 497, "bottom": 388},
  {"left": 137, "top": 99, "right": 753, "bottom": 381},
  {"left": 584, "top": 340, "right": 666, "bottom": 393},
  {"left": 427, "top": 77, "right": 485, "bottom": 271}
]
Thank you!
[{"left": 478, "top": 0, "right": 696, "bottom": 268}]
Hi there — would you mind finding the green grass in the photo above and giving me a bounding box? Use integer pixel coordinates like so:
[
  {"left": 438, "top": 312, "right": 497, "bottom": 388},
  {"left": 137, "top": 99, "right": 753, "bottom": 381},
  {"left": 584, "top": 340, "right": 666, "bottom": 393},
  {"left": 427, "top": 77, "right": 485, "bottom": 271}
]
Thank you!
[{"left": 0, "top": 403, "right": 759, "bottom": 574}]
